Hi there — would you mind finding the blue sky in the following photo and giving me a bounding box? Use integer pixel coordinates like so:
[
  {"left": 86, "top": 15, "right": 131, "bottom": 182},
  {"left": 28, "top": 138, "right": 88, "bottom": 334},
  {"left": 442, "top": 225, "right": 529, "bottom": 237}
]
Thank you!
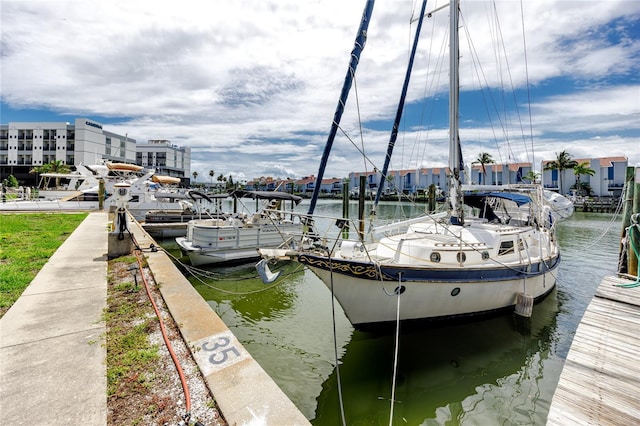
[{"left": 1, "top": 0, "right": 638, "bottom": 182}]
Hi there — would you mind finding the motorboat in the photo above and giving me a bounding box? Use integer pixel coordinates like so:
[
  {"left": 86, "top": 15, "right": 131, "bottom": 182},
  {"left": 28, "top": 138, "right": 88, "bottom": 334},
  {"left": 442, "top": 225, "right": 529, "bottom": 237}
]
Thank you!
[{"left": 176, "top": 190, "right": 303, "bottom": 266}]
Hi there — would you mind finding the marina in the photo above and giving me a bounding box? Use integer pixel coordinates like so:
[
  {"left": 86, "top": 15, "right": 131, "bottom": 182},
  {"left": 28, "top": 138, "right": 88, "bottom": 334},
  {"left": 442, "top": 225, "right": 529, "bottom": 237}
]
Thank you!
[
  {"left": 158, "top": 200, "right": 634, "bottom": 424},
  {"left": 2, "top": 187, "right": 638, "bottom": 424},
  {"left": 0, "top": 0, "right": 637, "bottom": 420}
]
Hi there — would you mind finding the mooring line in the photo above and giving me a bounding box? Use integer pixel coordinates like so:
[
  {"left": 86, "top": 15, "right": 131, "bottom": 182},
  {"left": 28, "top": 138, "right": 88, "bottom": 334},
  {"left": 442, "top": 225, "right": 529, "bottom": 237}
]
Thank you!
[{"left": 388, "top": 273, "right": 402, "bottom": 426}]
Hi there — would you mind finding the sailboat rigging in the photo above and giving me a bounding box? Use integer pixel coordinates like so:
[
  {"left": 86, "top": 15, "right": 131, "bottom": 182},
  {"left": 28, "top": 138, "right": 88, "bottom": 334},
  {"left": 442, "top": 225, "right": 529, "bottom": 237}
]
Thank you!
[
  {"left": 257, "top": 0, "right": 571, "bottom": 327},
  {"left": 307, "top": 0, "right": 375, "bottom": 217}
]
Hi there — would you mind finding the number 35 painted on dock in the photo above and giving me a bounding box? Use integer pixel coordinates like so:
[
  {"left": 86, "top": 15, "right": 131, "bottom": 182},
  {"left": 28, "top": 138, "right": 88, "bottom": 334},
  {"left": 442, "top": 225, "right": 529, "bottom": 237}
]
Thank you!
[
  {"left": 194, "top": 331, "right": 249, "bottom": 375},
  {"left": 202, "top": 336, "right": 241, "bottom": 365}
]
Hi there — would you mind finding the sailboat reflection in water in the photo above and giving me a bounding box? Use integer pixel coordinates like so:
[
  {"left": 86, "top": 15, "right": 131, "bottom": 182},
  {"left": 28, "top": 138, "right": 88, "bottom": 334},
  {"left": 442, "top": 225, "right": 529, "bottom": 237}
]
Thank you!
[
  {"left": 257, "top": 0, "right": 572, "bottom": 328},
  {"left": 312, "top": 289, "right": 560, "bottom": 423}
]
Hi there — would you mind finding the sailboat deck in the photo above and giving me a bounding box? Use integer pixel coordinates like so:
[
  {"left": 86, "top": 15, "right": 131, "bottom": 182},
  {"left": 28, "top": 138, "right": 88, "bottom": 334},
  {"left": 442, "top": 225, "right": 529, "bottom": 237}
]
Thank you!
[{"left": 547, "top": 275, "right": 640, "bottom": 425}]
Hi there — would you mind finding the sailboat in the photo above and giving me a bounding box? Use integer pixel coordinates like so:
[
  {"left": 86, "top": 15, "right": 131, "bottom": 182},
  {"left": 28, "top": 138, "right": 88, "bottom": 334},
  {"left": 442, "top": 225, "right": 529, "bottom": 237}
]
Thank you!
[{"left": 258, "top": 0, "right": 568, "bottom": 327}]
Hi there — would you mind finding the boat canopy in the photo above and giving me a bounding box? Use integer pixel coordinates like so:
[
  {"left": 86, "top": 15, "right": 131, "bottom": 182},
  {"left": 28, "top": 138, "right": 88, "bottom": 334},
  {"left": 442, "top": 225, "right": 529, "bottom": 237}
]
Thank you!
[
  {"left": 39, "top": 172, "right": 87, "bottom": 178},
  {"left": 106, "top": 162, "right": 144, "bottom": 172},
  {"left": 152, "top": 175, "right": 181, "bottom": 185},
  {"left": 463, "top": 191, "right": 532, "bottom": 207},
  {"left": 232, "top": 190, "right": 303, "bottom": 204}
]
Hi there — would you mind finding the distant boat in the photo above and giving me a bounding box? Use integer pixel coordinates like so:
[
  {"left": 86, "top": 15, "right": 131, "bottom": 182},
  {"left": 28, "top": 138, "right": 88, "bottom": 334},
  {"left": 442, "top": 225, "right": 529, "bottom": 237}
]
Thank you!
[
  {"left": 100, "top": 164, "right": 189, "bottom": 220},
  {"left": 142, "top": 191, "right": 225, "bottom": 238},
  {"left": 176, "top": 190, "right": 303, "bottom": 266},
  {"left": 258, "top": 0, "right": 572, "bottom": 327},
  {"left": 1, "top": 162, "right": 189, "bottom": 220},
  {"left": 35, "top": 164, "right": 104, "bottom": 201}
]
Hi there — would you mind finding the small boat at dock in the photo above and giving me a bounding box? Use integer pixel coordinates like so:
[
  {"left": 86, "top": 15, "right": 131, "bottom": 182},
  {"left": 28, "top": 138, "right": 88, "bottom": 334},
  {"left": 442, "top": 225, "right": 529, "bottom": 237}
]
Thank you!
[
  {"left": 176, "top": 190, "right": 303, "bottom": 266},
  {"left": 142, "top": 191, "right": 226, "bottom": 238}
]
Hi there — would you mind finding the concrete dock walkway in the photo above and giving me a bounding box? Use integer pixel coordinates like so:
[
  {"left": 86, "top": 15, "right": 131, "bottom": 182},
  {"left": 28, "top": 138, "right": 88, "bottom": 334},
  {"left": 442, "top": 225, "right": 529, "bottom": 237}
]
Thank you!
[
  {"left": 0, "top": 211, "right": 108, "bottom": 425},
  {"left": 0, "top": 211, "right": 309, "bottom": 425}
]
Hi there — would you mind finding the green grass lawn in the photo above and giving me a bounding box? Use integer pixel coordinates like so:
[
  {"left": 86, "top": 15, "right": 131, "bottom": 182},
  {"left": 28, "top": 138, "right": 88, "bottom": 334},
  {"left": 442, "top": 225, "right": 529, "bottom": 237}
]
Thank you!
[{"left": 0, "top": 212, "right": 88, "bottom": 317}]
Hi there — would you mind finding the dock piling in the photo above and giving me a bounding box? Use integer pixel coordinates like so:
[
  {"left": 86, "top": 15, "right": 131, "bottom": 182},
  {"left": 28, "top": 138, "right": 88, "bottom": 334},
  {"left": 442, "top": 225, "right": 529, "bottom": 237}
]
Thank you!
[{"left": 619, "top": 167, "right": 640, "bottom": 277}]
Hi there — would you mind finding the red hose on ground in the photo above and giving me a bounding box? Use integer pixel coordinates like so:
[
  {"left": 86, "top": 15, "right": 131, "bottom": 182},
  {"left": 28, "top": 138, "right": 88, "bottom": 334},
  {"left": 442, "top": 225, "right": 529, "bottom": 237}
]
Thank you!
[{"left": 134, "top": 249, "right": 192, "bottom": 416}]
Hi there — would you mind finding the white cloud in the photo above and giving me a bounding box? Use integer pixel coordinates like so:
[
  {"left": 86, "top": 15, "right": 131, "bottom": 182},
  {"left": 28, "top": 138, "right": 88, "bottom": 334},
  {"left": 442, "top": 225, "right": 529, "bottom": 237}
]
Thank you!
[{"left": 1, "top": 0, "right": 639, "bottom": 178}]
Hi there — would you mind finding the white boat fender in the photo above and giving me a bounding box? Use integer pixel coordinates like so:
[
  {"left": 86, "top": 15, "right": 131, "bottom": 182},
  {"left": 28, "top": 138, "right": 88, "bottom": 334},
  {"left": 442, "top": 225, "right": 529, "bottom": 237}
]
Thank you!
[
  {"left": 515, "top": 292, "right": 534, "bottom": 317},
  {"left": 256, "top": 258, "right": 281, "bottom": 284}
]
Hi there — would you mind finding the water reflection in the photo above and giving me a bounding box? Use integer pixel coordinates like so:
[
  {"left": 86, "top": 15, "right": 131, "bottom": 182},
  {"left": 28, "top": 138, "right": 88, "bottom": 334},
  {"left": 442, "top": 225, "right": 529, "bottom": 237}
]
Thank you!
[
  {"left": 192, "top": 262, "right": 305, "bottom": 323},
  {"left": 181, "top": 262, "right": 353, "bottom": 417},
  {"left": 313, "top": 290, "right": 559, "bottom": 425}
]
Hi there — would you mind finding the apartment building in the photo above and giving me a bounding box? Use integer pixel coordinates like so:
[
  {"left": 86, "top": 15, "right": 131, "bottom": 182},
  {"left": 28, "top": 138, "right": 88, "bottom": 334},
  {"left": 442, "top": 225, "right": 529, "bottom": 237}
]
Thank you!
[
  {"left": 136, "top": 139, "right": 191, "bottom": 181},
  {"left": 541, "top": 156, "right": 628, "bottom": 197},
  {"left": 348, "top": 166, "right": 456, "bottom": 196},
  {"left": 0, "top": 119, "right": 190, "bottom": 186}
]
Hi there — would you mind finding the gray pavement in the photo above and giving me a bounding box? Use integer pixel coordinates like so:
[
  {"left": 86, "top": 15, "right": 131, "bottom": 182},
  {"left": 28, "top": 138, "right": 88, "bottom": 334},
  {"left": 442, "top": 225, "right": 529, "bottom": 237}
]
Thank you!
[{"left": 0, "top": 212, "right": 108, "bottom": 425}]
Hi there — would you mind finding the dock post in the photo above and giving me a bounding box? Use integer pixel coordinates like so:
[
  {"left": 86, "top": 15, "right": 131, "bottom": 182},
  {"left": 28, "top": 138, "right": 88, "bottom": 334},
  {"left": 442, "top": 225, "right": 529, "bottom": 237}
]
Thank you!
[
  {"left": 621, "top": 167, "right": 640, "bottom": 276},
  {"left": 342, "top": 182, "right": 349, "bottom": 239},
  {"left": 630, "top": 168, "right": 640, "bottom": 276},
  {"left": 620, "top": 167, "right": 635, "bottom": 274},
  {"left": 358, "top": 175, "right": 366, "bottom": 241},
  {"left": 98, "top": 178, "right": 105, "bottom": 210},
  {"left": 428, "top": 184, "right": 436, "bottom": 213}
]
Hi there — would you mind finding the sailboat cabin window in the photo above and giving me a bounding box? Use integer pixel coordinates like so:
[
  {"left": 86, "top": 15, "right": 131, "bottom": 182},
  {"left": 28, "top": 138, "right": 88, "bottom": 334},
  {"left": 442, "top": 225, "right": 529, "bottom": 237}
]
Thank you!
[{"left": 498, "top": 240, "right": 515, "bottom": 256}]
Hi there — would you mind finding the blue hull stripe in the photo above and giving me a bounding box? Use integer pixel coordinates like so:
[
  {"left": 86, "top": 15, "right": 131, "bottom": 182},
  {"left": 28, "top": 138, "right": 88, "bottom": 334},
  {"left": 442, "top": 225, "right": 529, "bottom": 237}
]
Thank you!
[{"left": 298, "top": 254, "right": 561, "bottom": 283}]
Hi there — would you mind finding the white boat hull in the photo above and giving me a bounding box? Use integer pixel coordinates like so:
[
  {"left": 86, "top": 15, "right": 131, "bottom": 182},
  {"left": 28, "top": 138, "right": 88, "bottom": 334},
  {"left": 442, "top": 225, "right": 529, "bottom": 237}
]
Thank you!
[
  {"left": 0, "top": 199, "right": 100, "bottom": 212},
  {"left": 304, "top": 257, "right": 558, "bottom": 326},
  {"left": 177, "top": 222, "right": 302, "bottom": 266},
  {"left": 176, "top": 241, "right": 266, "bottom": 266}
]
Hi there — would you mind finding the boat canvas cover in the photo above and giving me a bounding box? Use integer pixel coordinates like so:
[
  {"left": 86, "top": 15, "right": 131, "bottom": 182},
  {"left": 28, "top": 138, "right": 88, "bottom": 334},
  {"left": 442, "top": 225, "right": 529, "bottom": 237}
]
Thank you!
[
  {"left": 152, "top": 175, "right": 181, "bottom": 185},
  {"left": 232, "top": 190, "right": 303, "bottom": 204},
  {"left": 464, "top": 191, "right": 531, "bottom": 207}
]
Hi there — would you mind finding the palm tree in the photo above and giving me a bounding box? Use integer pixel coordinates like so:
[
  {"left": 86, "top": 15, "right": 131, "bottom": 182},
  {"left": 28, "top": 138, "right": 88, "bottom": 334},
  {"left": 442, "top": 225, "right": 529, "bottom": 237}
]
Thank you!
[
  {"left": 523, "top": 170, "right": 540, "bottom": 184},
  {"left": 30, "top": 160, "right": 71, "bottom": 188},
  {"left": 573, "top": 161, "right": 595, "bottom": 196},
  {"left": 543, "top": 151, "right": 577, "bottom": 195},
  {"left": 192, "top": 171, "right": 198, "bottom": 185},
  {"left": 386, "top": 174, "right": 395, "bottom": 194},
  {"left": 209, "top": 169, "right": 214, "bottom": 184},
  {"left": 472, "top": 152, "right": 495, "bottom": 185}
]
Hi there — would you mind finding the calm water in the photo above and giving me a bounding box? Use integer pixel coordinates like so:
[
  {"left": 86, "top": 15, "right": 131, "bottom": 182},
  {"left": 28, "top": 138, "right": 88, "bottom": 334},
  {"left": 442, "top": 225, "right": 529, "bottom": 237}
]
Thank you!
[{"left": 161, "top": 199, "right": 622, "bottom": 425}]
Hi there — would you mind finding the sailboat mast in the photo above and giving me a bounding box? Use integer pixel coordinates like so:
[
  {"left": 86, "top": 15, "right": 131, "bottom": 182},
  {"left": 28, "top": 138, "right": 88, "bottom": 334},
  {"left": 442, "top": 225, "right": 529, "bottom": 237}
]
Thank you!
[
  {"left": 307, "top": 0, "right": 376, "bottom": 216},
  {"left": 373, "top": 0, "right": 429, "bottom": 211},
  {"left": 449, "top": 0, "right": 464, "bottom": 225}
]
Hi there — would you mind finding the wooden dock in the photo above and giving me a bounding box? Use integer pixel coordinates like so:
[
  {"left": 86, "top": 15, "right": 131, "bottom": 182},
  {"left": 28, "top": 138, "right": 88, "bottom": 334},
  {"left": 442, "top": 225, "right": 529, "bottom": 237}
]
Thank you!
[
  {"left": 547, "top": 275, "right": 640, "bottom": 425},
  {"left": 579, "top": 199, "right": 619, "bottom": 213}
]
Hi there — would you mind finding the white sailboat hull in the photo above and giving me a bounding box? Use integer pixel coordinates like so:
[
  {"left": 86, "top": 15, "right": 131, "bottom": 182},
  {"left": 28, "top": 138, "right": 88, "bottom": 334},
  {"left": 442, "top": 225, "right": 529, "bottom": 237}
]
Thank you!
[
  {"left": 295, "top": 208, "right": 561, "bottom": 326},
  {"left": 306, "top": 259, "right": 558, "bottom": 326}
]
